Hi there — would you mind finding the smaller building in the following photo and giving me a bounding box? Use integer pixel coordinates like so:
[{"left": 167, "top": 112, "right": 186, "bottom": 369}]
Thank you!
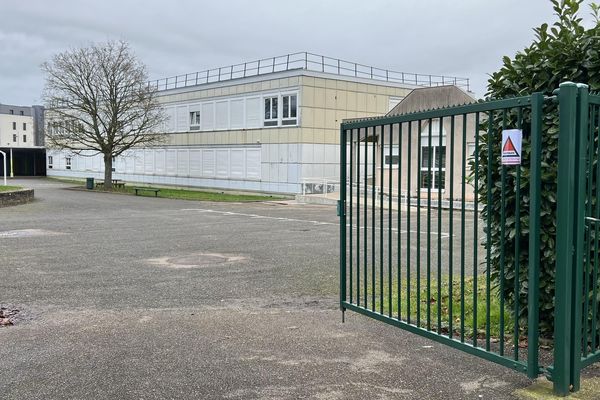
[
  {"left": 0, "top": 104, "right": 46, "bottom": 176},
  {"left": 348, "top": 85, "right": 477, "bottom": 203}
]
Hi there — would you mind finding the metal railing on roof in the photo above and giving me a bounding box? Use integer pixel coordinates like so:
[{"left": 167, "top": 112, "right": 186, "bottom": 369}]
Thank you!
[{"left": 148, "top": 52, "right": 470, "bottom": 92}]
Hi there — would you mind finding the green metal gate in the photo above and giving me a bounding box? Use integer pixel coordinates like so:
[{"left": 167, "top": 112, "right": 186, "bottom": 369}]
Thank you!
[{"left": 338, "top": 82, "right": 600, "bottom": 396}]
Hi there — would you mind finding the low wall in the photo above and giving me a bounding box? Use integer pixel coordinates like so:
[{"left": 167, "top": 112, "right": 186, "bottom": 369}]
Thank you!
[{"left": 0, "top": 189, "right": 34, "bottom": 207}]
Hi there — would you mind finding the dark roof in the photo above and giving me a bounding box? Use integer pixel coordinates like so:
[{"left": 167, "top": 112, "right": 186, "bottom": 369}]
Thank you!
[{"left": 387, "top": 85, "right": 476, "bottom": 116}]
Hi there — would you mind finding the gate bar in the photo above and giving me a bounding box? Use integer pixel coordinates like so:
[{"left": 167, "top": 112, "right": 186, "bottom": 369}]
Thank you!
[
  {"left": 340, "top": 126, "right": 347, "bottom": 316},
  {"left": 527, "top": 92, "right": 544, "bottom": 379}
]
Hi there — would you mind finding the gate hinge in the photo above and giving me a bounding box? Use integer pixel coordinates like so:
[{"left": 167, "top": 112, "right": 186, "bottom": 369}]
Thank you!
[{"left": 337, "top": 200, "right": 345, "bottom": 217}]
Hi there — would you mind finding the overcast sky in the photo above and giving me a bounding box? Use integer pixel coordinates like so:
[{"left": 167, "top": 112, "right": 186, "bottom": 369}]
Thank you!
[{"left": 0, "top": 0, "right": 595, "bottom": 106}]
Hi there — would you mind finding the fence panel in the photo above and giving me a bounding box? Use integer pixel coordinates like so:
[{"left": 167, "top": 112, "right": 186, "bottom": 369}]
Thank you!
[{"left": 340, "top": 96, "right": 544, "bottom": 377}]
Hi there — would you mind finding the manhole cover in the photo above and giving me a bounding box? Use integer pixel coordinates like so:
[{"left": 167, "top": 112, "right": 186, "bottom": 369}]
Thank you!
[
  {"left": 0, "top": 229, "right": 62, "bottom": 238},
  {"left": 147, "top": 253, "right": 246, "bottom": 269}
]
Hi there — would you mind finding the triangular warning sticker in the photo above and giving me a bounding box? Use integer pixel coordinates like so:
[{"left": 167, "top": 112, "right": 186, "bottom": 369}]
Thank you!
[{"left": 502, "top": 137, "right": 520, "bottom": 157}]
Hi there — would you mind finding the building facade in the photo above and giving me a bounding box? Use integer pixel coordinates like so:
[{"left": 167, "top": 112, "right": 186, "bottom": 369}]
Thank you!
[
  {"left": 0, "top": 104, "right": 45, "bottom": 176},
  {"left": 352, "top": 85, "right": 477, "bottom": 202},
  {"left": 46, "top": 53, "right": 469, "bottom": 193}
]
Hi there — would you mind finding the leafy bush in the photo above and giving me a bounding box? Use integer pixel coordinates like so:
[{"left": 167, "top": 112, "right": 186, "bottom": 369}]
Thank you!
[{"left": 479, "top": 0, "right": 600, "bottom": 337}]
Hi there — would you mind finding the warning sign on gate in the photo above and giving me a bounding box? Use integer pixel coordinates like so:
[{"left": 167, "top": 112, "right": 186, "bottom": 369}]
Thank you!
[{"left": 501, "top": 129, "right": 522, "bottom": 165}]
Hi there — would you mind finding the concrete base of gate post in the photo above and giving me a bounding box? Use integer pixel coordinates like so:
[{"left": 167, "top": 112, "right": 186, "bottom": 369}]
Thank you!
[{"left": 514, "top": 377, "right": 600, "bottom": 399}]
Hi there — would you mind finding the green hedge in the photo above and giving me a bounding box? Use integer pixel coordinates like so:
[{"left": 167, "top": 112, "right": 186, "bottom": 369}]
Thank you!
[{"left": 477, "top": 0, "right": 600, "bottom": 337}]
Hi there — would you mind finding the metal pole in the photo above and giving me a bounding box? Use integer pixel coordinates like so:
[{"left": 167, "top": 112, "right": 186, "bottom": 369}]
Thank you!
[
  {"left": 339, "top": 125, "right": 347, "bottom": 319},
  {"left": 9, "top": 146, "right": 14, "bottom": 178}
]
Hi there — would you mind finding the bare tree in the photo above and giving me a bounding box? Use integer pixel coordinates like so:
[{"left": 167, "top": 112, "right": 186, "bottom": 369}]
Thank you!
[{"left": 42, "top": 40, "right": 165, "bottom": 189}]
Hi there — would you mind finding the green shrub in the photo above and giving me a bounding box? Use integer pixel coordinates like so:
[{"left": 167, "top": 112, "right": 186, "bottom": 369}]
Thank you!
[{"left": 478, "top": 0, "right": 600, "bottom": 337}]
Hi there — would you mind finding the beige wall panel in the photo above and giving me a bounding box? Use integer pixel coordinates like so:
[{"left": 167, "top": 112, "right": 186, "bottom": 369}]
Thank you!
[
  {"left": 323, "top": 130, "right": 337, "bottom": 144},
  {"left": 336, "top": 90, "right": 347, "bottom": 110},
  {"left": 325, "top": 79, "right": 337, "bottom": 89},
  {"left": 313, "top": 88, "right": 326, "bottom": 108},
  {"left": 325, "top": 88, "right": 337, "bottom": 109},
  {"left": 314, "top": 129, "right": 325, "bottom": 144},
  {"left": 301, "top": 128, "right": 314, "bottom": 143},
  {"left": 346, "top": 92, "right": 357, "bottom": 111},
  {"left": 366, "top": 94, "right": 378, "bottom": 113},
  {"left": 288, "top": 129, "right": 299, "bottom": 143},
  {"left": 336, "top": 80, "right": 348, "bottom": 91},
  {"left": 313, "top": 108, "right": 326, "bottom": 129},
  {"left": 302, "top": 108, "right": 314, "bottom": 128},
  {"left": 289, "top": 76, "right": 300, "bottom": 86},
  {"left": 279, "top": 78, "right": 289, "bottom": 88},
  {"left": 357, "top": 93, "right": 367, "bottom": 112},
  {"left": 325, "top": 109, "right": 336, "bottom": 130},
  {"left": 302, "top": 86, "right": 315, "bottom": 107}
]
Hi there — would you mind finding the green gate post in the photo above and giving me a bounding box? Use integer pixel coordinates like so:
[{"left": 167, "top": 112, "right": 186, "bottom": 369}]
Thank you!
[
  {"left": 340, "top": 126, "right": 347, "bottom": 317},
  {"left": 570, "top": 84, "right": 590, "bottom": 392},
  {"left": 554, "top": 82, "right": 579, "bottom": 396}
]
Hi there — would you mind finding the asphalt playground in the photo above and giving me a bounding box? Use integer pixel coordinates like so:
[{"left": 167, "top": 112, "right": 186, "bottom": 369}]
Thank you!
[{"left": 0, "top": 178, "right": 538, "bottom": 399}]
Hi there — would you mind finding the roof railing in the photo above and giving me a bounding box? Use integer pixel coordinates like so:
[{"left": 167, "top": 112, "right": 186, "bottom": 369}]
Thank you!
[{"left": 148, "top": 51, "right": 470, "bottom": 92}]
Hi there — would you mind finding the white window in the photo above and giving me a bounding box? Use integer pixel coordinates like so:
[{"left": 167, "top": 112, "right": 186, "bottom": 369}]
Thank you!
[
  {"left": 48, "top": 155, "right": 53, "bottom": 169},
  {"left": 419, "top": 120, "right": 446, "bottom": 191},
  {"left": 281, "top": 94, "right": 297, "bottom": 126},
  {"left": 65, "top": 157, "right": 72, "bottom": 170},
  {"left": 189, "top": 111, "right": 201, "bottom": 129},
  {"left": 264, "top": 96, "right": 278, "bottom": 127},
  {"left": 383, "top": 145, "right": 399, "bottom": 168},
  {"left": 189, "top": 104, "right": 201, "bottom": 131}
]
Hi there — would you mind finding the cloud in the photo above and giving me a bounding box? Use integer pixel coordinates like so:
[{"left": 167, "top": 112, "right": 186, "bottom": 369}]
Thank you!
[{"left": 0, "top": 0, "right": 592, "bottom": 105}]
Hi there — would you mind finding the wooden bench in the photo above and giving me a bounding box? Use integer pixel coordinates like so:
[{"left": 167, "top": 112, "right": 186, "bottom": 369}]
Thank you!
[
  {"left": 95, "top": 181, "right": 104, "bottom": 188},
  {"left": 134, "top": 187, "right": 160, "bottom": 197}
]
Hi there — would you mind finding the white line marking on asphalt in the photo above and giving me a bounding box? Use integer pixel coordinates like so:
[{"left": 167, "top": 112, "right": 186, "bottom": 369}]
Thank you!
[{"left": 179, "top": 208, "right": 451, "bottom": 238}]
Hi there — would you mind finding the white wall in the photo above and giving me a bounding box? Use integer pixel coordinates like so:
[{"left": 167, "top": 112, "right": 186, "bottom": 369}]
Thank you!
[{"left": 47, "top": 145, "right": 302, "bottom": 193}]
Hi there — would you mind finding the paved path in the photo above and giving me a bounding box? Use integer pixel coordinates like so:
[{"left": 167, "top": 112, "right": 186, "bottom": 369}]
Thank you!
[{"left": 0, "top": 179, "right": 532, "bottom": 399}]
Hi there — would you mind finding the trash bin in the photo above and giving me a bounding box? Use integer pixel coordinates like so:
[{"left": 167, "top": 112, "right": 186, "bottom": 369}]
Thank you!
[{"left": 86, "top": 177, "right": 94, "bottom": 190}]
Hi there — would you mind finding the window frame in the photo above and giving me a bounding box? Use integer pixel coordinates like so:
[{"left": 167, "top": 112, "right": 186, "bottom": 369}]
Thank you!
[
  {"left": 65, "top": 156, "right": 72, "bottom": 170},
  {"left": 263, "top": 95, "right": 279, "bottom": 127},
  {"left": 22, "top": 134, "right": 26, "bottom": 143},
  {"left": 382, "top": 145, "right": 400, "bottom": 169},
  {"left": 419, "top": 120, "right": 447, "bottom": 192},
  {"left": 48, "top": 155, "right": 53, "bottom": 169},
  {"left": 281, "top": 93, "right": 298, "bottom": 126},
  {"left": 189, "top": 110, "right": 201, "bottom": 130}
]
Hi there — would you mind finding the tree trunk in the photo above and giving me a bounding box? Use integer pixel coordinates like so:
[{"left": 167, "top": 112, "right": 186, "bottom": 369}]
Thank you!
[{"left": 104, "top": 154, "right": 113, "bottom": 189}]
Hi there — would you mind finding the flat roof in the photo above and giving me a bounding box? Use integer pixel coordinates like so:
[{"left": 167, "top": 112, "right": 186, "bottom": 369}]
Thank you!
[{"left": 149, "top": 52, "right": 470, "bottom": 93}]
